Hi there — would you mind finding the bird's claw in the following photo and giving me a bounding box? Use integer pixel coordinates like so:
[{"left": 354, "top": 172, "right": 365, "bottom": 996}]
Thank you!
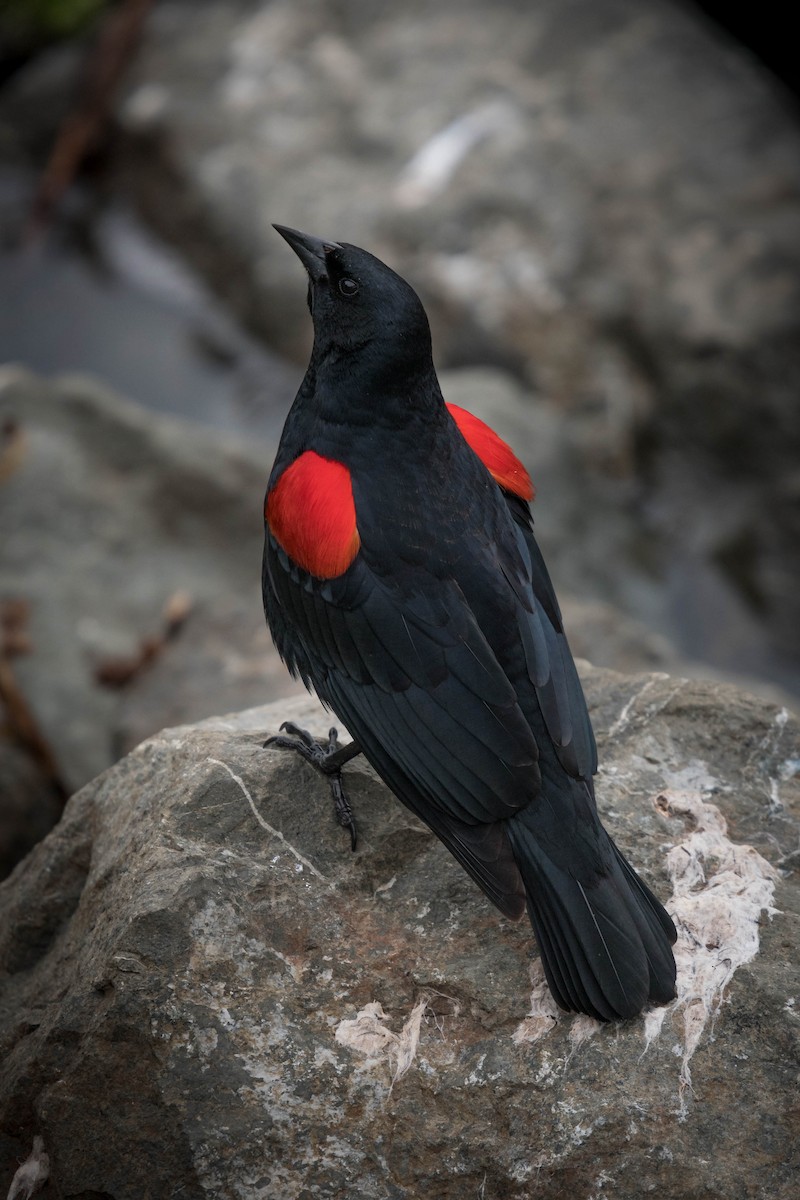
[
  {"left": 264, "top": 720, "right": 317, "bottom": 751},
  {"left": 263, "top": 723, "right": 341, "bottom": 772},
  {"left": 263, "top": 722, "right": 358, "bottom": 850},
  {"left": 331, "top": 775, "right": 358, "bottom": 851}
]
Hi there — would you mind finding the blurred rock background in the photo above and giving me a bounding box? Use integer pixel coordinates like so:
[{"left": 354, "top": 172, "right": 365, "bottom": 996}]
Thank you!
[{"left": 1, "top": 0, "right": 799, "bottom": 875}]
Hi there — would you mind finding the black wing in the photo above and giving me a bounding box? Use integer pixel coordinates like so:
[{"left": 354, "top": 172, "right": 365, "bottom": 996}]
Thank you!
[
  {"left": 263, "top": 472, "right": 594, "bottom": 918},
  {"left": 500, "top": 490, "right": 597, "bottom": 782},
  {"left": 265, "top": 528, "right": 542, "bottom": 914}
]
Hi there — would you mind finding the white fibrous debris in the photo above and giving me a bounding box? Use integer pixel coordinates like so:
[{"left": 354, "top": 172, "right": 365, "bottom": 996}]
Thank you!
[
  {"left": 512, "top": 959, "right": 560, "bottom": 1044},
  {"left": 334, "top": 996, "right": 430, "bottom": 1086},
  {"left": 652, "top": 788, "right": 780, "bottom": 1110},
  {"left": 512, "top": 778, "right": 781, "bottom": 1119},
  {"left": 7, "top": 1136, "right": 49, "bottom": 1200}
]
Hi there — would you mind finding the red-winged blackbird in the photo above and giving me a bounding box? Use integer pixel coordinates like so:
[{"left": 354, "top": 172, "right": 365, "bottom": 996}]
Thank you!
[{"left": 263, "top": 226, "right": 677, "bottom": 1021}]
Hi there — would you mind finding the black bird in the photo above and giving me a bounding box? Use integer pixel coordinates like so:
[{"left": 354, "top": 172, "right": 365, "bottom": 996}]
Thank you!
[{"left": 262, "top": 226, "right": 677, "bottom": 1021}]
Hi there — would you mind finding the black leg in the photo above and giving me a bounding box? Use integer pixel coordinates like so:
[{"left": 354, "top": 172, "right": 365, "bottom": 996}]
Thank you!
[{"left": 264, "top": 722, "right": 362, "bottom": 850}]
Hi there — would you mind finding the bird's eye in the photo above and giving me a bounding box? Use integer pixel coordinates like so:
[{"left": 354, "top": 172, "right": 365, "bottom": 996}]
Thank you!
[{"left": 338, "top": 278, "right": 359, "bottom": 297}]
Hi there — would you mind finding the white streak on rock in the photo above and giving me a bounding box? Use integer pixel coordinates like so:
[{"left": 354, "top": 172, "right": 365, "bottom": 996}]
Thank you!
[
  {"left": 394, "top": 102, "right": 515, "bottom": 207},
  {"left": 335, "top": 1001, "right": 397, "bottom": 1057},
  {"left": 607, "top": 677, "right": 659, "bottom": 738},
  {"left": 568, "top": 1014, "right": 601, "bottom": 1051},
  {"left": 207, "top": 758, "right": 325, "bottom": 880},
  {"left": 515, "top": 774, "right": 780, "bottom": 1111}
]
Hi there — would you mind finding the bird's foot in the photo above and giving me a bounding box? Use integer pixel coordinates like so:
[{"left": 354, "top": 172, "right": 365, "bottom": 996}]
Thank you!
[{"left": 264, "top": 722, "right": 361, "bottom": 850}]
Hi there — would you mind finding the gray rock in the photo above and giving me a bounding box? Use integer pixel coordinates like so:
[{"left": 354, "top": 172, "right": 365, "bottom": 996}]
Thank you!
[
  {"left": 438, "top": 369, "right": 797, "bottom": 705},
  {"left": 111, "top": 0, "right": 800, "bottom": 668},
  {"left": 562, "top": 597, "right": 674, "bottom": 672},
  {"left": 115, "top": 1, "right": 800, "bottom": 375},
  {"left": 1, "top": 672, "right": 797, "bottom": 1198},
  {"left": 0, "top": 366, "right": 302, "bottom": 797},
  {"left": 4, "top": 0, "right": 797, "bottom": 692}
]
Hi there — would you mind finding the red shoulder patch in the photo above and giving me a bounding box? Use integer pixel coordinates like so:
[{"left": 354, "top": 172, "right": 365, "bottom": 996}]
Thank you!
[
  {"left": 447, "top": 403, "right": 534, "bottom": 502},
  {"left": 266, "top": 451, "right": 360, "bottom": 578}
]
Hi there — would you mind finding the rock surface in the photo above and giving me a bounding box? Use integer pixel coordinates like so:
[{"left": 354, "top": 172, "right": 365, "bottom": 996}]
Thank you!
[
  {"left": 3, "top": 0, "right": 798, "bottom": 697},
  {"left": 112, "top": 0, "right": 800, "bottom": 672},
  {"left": 1, "top": 671, "right": 797, "bottom": 1198},
  {"left": 0, "top": 366, "right": 301, "bottom": 801}
]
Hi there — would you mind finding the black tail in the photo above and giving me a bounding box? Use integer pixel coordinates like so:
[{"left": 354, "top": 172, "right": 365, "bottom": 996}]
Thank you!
[{"left": 506, "top": 814, "right": 677, "bottom": 1022}]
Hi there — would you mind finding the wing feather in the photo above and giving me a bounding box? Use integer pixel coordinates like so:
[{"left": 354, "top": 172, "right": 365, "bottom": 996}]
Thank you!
[
  {"left": 264, "top": 456, "right": 598, "bottom": 913},
  {"left": 501, "top": 500, "right": 597, "bottom": 780},
  {"left": 266, "top": 534, "right": 539, "bottom": 826}
]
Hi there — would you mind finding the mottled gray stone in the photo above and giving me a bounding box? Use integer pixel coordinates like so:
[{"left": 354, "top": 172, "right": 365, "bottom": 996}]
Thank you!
[
  {"left": 1, "top": 674, "right": 797, "bottom": 1198},
  {"left": 0, "top": 366, "right": 301, "bottom": 797},
  {"left": 112, "top": 0, "right": 800, "bottom": 666}
]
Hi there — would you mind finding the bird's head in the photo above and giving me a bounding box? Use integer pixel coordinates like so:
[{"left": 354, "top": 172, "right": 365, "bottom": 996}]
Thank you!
[{"left": 273, "top": 225, "right": 433, "bottom": 387}]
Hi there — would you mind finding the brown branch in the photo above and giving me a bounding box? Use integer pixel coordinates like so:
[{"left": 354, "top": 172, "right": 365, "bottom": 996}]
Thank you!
[
  {"left": 28, "top": 0, "right": 156, "bottom": 236},
  {"left": 94, "top": 589, "right": 193, "bottom": 689},
  {"left": 0, "top": 657, "right": 69, "bottom": 803}
]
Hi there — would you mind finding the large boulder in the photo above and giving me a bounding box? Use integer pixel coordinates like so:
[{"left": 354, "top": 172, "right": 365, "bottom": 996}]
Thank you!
[
  {"left": 0, "top": 366, "right": 301, "bottom": 799},
  {"left": 1, "top": 670, "right": 797, "bottom": 1197}
]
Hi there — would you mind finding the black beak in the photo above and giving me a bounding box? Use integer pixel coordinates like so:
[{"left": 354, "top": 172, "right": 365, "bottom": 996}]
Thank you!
[{"left": 273, "top": 225, "right": 341, "bottom": 282}]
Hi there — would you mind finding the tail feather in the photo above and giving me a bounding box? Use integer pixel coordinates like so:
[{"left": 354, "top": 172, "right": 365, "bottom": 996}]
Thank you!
[
  {"left": 613, "top": 840, "right": 678, "bottom": 944},
  {"left": 610, "top": 842, "right": 678, "bottom": 1005},
  {"left": 530, "top": 869, "right": 631, "bottom": 1020},
  {"left": 527, "top": 897, "right": 574, "bottom": 1011},
  {"left": 508, "top": 819, "right": 677, "bottom": 1021}
]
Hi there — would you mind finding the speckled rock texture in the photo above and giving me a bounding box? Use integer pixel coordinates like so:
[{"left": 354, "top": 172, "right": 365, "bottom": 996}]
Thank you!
[
  {"left": 1, "top": 672, "right": 797, "bottom": 1198},
  {"left": 0, "top": 366, "right": 299, "bottom": 797}
]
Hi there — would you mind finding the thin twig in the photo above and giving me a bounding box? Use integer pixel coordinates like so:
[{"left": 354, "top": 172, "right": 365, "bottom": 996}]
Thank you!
[{"left": 28, "top": 0, "right": 156, "bottom": 235}]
